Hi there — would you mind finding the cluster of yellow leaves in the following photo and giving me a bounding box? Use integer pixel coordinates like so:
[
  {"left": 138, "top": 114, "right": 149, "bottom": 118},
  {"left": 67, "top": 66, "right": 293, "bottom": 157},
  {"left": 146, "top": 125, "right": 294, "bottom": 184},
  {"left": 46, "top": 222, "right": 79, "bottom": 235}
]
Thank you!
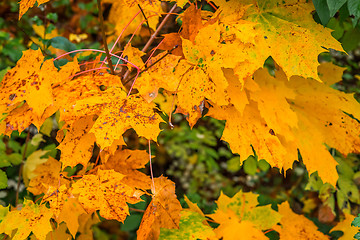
[
  {"left": 1, "top": 0, "right": 360, "bottom": 239},
  {"left": 133, "top": 1, "right": 360, "bottom": 186}
]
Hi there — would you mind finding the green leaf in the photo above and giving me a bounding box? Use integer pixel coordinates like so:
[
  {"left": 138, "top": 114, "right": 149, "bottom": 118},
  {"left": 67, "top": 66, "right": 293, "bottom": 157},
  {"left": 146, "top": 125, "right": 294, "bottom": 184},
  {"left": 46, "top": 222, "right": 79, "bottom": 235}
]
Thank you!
[
  {"left": 243, "top": 155, "right": 257, "bottom": 175},
  {"left": 50, "top": 36, "right": 77, "bottom": 54},
  {"left": 258, "top": 159, "right": 270, "bottom": 172},
  {"left": 7, "top": 153, "right": 22, "bottom": 165},
  {"left": 313, "top": 0, "right": 331, "bottom": 25},
  {"left": 227, "top": 156, "right": 241, "bottom": 172},
  {"left": 348, "top": 0, "right": 360, "bottom": 26},
  {"left": 0, "top": 170, "right": 8, "bottom": 189},
  {"left": 0, "top": 153, "right": 11, "bottom": 168},
  {"left": 352, "top": 214, "right": 360, "bottom": 227},
  {"left": 338, "top": 177, "right": 360, "bottom": 204},
  {"left": 327, "top": 0, "right": 347, "bottom": 16},
  {"left": 341, "top": 27, "right": 360, "bottom": 52},
  {"left": 40, "top": 118, "right": 53, "bottom": 137}
]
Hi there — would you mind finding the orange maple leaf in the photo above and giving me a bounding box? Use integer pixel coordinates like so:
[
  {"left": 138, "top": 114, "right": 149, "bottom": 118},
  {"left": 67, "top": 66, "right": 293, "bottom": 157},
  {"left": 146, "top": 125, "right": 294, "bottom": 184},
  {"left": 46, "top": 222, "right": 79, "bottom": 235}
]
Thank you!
[
  {"left": 57, "top": 115, "right": 96, "bottom": 169},
  {"left": 137, "top": 176, "right": 182, "bottom": 239},
  {"left": 18, "top": 0, "right": 51, "bottom": 19},
  {"left": 101, "top": 149, "right": 152, "bottom": 190}
]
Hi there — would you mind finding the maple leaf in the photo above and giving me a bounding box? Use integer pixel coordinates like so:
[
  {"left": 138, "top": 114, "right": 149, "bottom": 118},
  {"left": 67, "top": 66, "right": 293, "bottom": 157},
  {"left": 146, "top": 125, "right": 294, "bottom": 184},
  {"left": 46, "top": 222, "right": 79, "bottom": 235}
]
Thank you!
[
  {"left": 216, "top": 220, "right": 268, "bottom": 240},
  {"left": 46, "top": 222, "right": 71, "bottom": 240},
  {"left": 209, "top": 190, "right": 281, "bottom": 236},
  {"left": 0, "top": 49, "right": 79, "bottom": 135},
  {"left": 77, "top": 212, "right": 100, "bottom": 239},
  {"left": 28, "top": 156, "right": 69, "bottom": 195},
  {"left": 64, "top": 87, "right": 162, "bottom": 149},
  {"left": 212, "top": 0, "right": 343, "bottom": 80},
  {"left": 134, "top": 52, "right": 182, "bottom": 102},
  {"left": 54, "top": 73, "right": 122, "bottom": 124},
  {"left": 101, "top": 149, "right": 152, "bottom": 189},
  {"left": 57, "top": 115, "right": 96, "bottom": 169},
  {"left": 104, "top": 0, "right": 163, "bottom": 38},
  {"left": 159, "top": 210, "right": 217, "bottom": 240},
  {"left": 57, "top": 198, "right": 87, "bottom": 238},
  {"left": 137, "top": 176, "right": 182, "bottom": 240},
  {"left": 274, "top": 202, "right": 329, "bottom": 239},
  {"left": 71, "top": 169, "right": 142, "bottom": 222},
  {"left": 331, "top": 214, "right": 360, "bottom": 240},
  {"left": 123, "top": 43, "right": 145, "bottom": 70},
  {"left": 209, "top": 63, "right": 360, "bottom": 185},
  {"left": 0, "top": 200, "right": 53, "bottom": 240},
  {"left": 1, "top": 49, "right": 56, "bottom": 116},
  {"left": 22, "top": 149, "right": 49, "bottom": 186},
  {"left": 18, "top": 0, "right": 50, "bottom": 19}
]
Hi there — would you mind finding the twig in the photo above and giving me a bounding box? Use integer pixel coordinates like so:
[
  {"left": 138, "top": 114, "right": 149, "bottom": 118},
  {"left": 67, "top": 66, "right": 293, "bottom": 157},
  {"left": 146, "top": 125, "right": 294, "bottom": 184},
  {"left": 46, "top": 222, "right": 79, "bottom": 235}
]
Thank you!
[
  {"left": 138, "top": 4, "right": 152, "bottom": 37},
  {"left": 123, "top": 46, "right": 178, "bottom": 86},
  {"left": 122, "top": 3, "right": 178, "bottom": 81},
  {"left": 97, "top": 0, "right": 115, "bottom": 75},
  {"left": 129, "top": 207, "right": 145, "bottom": 213},
  {"left": 15, "top": 130, "right": 31, "bottom": 206},
  {"left": 142, "top": 4, "right": 178, "bottom": 53},
  {"left": 148, "top": 140, "right": 156, "bottom": 195}
]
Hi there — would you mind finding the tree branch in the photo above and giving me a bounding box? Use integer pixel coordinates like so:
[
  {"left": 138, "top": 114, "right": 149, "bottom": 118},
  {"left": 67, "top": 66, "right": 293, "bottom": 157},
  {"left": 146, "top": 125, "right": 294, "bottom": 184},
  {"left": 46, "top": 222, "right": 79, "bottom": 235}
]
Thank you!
[{"left": 97, "top": 0, "right": 115, "bottom": 75}]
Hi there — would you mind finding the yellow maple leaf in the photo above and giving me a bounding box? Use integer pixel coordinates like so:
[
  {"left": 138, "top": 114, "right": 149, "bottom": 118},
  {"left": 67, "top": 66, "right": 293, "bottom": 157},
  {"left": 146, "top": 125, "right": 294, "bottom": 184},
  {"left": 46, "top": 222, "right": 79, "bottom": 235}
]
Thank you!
[
  {"left": 331, "top": 213, "right": 359, "bottom": 240},
  {"left": 0, "top": 50, "right": 79, "bottom": 135},
  {"left": 209, "top": 63, "right": 360, "bottom": 186},
  {"left": 71, "top": 169, "right": 142, "bottom": 222},
  {"left": 0, "top": 49, "right": 55, "bottom": 117},
  {"left": 57, "top": 198, "right": 87, "bottom": 238},
  {"left": 0, "top": 200, "right": 53, "bottom": 240},
  {"left": 137, "top": 176, "right": 182, "bottom": 239},
  {"left": 159, "top": 210, "right": 217, "bottom": 240},
  {"left": 65, "top": 87, "right": 162, "bottom": 149},
  {"left": 45, "top": 222, "right": 71, "bottom": 240},
  {"left": 215, "top": 220, "right": 267, "bottom": 240},
  {"left": 23, "top": 149, "right": 49, "bottom": 186},
  {"left": 134, "top": 52, "right": 182, "bottom": 102},
  {"left": 28, "top": 156, "right": 69, "bottom": 195},
  {"left": 213, "top": 0, "right": 343, "bottom": 81},
  {"left": 274, "top": 202, "right": 329, "bottom": 239},
  {"left": 209, "top": 190, "right": 281, "bottom": 237},
  {"left": 123, "top": 43, "right": 145, "bottom": 70}
]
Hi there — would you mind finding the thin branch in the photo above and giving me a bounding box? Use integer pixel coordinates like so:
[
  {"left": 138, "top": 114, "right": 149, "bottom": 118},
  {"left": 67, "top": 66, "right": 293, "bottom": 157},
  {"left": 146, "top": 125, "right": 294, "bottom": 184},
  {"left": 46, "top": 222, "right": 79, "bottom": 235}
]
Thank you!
[
  {"left": 138, "top": 4, "right": 152, "bottom": 37},
  {"left": 15, "top": 130, "right": 31, "bottom": 206},
  {"left": 123, "top": 46, "right": 177, "bottom": 86},
  {"left": 142, "top": 4, "right": 178, "bottom": 53},
  {"left": 97, "top": 0, "right": 115, "bottom": 75},
  {"left": 129, "top": 207, "right": 145, "bottom": 213},
  {"left": 122, "top": 3, "right": 178, "bottom": 82},
  {"left": 148, "top": 140, "right": 156, "bottom": 195}
]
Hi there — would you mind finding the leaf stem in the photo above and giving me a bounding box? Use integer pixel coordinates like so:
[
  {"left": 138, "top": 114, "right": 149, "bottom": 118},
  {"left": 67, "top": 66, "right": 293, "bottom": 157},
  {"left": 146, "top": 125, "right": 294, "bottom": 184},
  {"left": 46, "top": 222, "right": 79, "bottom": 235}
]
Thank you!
[
  {"left": 97, "top": 0, "right": 115, "bottom": 75},
  {"left": 129, "top": 207, "right": 145, "bottom": 213},
  {"left": 138, "top": 4, "right": 152, "bottom": 37},
  {"left": 148, "top": 139, "right": 156, "bottom": 196},
  {"left": 142, "top": 3, "right": 178, "bottom": 53}
]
